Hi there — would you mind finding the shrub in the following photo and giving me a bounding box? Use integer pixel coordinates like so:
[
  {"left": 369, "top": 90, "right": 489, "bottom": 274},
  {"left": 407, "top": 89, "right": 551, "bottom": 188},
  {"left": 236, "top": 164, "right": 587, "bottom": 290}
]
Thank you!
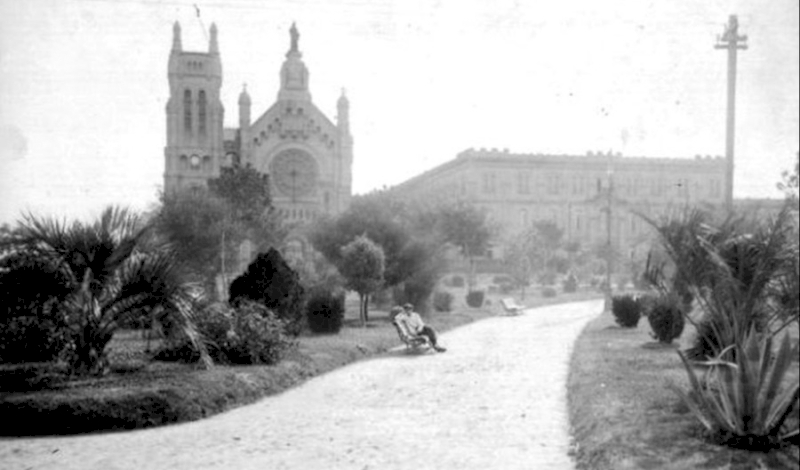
[
  {"left": 541, "top": 287, "right": 558, "bottom": 298},
  {"left": 229, "top": 248, "right": 305, "bottom": 335},
  {"left": 466, "top": 290, "right": 484, "bottom": 308},
  {"left": 492, "top": 275, "right": 512, "bottom": 285},
  {"left": 498, "top": 282, "right": 514, "bottom": 294},
  {"left": 305, "top": 289, "right": 345, "bottom": 334},
  {"left": 225, "top": 303, "right": 294, "bottom": 365},
  {"left": 671, "top": 329, "right": 799, "bottom": 450},
  {"left": 634, "top": 293, "right": 659, "bottom": 317},
  {"left": 450, "top": 275, "right": 465, "bottom": 288},
  {"left": 562, "top": 273, "right": 578, "bottom": 293},
  {"left": 156, "top": 302, "right": 294, "bottom": 365},
  {"left": 433, "top": 291, "right": 453, "bottom": 312},
  {"left": 646, "top": 295, "right": 685, "bottom": 343},
  {"left": 0, "top": 314, "right": 70, "bottom": 364},
  {"left": 611, "top": 294, "right": 641, "bottom": 328}
]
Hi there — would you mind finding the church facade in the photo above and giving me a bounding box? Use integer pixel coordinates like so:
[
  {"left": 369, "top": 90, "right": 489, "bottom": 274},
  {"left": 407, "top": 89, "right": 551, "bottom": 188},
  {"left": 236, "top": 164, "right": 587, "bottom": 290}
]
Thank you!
[{"left": 163, "top": 22, "right": 353, "bottom": 221}]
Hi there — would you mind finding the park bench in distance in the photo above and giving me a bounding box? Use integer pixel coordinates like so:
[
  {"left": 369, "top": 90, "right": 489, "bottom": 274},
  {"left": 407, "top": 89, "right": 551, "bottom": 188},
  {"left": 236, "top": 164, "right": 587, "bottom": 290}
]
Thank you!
[{"left": 500, "top": 298, "right": 525, "bottom": 316}]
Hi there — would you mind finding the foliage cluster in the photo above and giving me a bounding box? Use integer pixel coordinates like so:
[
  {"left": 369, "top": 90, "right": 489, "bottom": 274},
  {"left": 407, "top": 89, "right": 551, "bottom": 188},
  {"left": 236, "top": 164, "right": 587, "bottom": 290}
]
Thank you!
[
  {"left": 0, "top": 207, "right": 210, "bottom": 376},
  {"left": 563, "top": 273, "right": 578, "bottom": 293},
  {"left": 228, "top": 248, "right": 305, "bottom": 335},
  {"left": 540, "top": 286, "right": 558, "bottom": 298},
  {"left": 305, "top": 288, "right": 346, "bottom": 334},
  {"left": 645, "top": 294, "right": 686, "bottom": 344},
  {"left": 157, "top": 302, "right": 294, "bottom": 365},
  {"left": 611, "top": 294, "right": 642, "bottom": 328},
  {"left": 465, "top": 290, "right": 484, "bottom": 308},
  {"left": 432, "top": 291, "right": 454, "bottom": 312},
  {"left": 340, "top": 235, "right": 385, "bottom": 325},
  {"left": 648, "top": 207, "right": 799, "bottom": 450},
  {"left": 155, "top": 164, "right": 285, "bottom": 297}
]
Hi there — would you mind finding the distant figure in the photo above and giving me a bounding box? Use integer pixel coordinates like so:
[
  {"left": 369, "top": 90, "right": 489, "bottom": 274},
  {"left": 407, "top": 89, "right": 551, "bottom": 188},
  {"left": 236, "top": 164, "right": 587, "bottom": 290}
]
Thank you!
[
  {"left": 394, "top": 303, "right": 447, "bottom": 353},
  {"left": 290, "top": 22, "right": 299, "bottom": 52}
]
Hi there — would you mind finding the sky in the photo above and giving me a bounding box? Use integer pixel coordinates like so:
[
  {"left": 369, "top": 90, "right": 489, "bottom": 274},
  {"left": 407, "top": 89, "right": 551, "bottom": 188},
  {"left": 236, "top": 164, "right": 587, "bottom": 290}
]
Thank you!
[{"left": 0, "top": 0, "right": 798, "bottom": 224}]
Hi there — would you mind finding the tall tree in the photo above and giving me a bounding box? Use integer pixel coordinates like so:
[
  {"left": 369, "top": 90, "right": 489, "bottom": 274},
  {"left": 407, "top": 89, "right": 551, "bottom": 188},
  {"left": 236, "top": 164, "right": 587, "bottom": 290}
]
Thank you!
[
  {"left": 208, "top": 163, "right": 273, "bottom": 224},
  {"left": 309, "top": 195, "right": 423, "bottom": 287},
  {"left": 155, "top": 189, "right": 240, "bottom": 293},
  {"left": 340, "top": 235, "right": 385, "bottom": 326},
  {"left": 437, "top": 202, "right": 492, "bottom": 290}
]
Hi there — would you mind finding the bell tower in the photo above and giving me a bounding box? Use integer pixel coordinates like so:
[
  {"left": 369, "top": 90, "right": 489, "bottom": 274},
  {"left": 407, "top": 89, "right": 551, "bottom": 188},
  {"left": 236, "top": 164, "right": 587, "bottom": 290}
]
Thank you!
[{"left": 164, "top": 22, "right": 225, "bottom": 194}]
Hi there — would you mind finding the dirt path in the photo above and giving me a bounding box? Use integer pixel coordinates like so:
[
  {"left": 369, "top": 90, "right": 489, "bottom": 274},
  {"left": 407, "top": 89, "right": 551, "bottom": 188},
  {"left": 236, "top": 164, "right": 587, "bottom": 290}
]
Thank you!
[{"left": 0, "top": 300, "right": 602, "bottom": 470}]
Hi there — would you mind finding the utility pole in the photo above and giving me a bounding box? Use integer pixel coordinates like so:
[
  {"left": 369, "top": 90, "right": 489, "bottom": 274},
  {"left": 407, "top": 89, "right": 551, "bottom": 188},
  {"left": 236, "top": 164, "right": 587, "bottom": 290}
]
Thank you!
[{"left": 715, "top": 14, "right": 748, "bottom": 212}]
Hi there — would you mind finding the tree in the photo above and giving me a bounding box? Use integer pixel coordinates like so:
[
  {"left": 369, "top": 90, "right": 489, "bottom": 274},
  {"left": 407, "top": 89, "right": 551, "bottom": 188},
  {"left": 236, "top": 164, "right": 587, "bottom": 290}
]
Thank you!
[
  {"left": 156, "top": 189, "right": 238, "bottom": 292},
  {"left": 208, "top": 163, "right": 285, "bottom": 287},
  {"left": 208, "top": 163, "right": 273, "bottom": 224},
  {"left": 309, "top": 195, "right": 425, "bottom": 288},
  {"left": 228, "top": 247, "right": 305, "bottom": 335},
  {"left": 0, "top": 207, "right": 210, "bottom": 375},
  {"left": 776, "top": 152, "right": 799, "bottom": 203},
  {"left": 340, "top": 235, "right": 385, "bottom": 326},
  {"left": 436, "top": 202, "right": 492, "bottom": 290}
]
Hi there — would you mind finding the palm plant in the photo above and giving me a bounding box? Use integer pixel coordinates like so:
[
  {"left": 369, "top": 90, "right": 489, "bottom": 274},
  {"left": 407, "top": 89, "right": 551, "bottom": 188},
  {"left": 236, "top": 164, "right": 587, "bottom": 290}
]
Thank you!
[
  {"left": 647, "top": 207, "right": 800, "bottom": 448},
  {"left": 645, "top": 207, "right": 798, "bottom": 359},
  {"left": 670, "top": 328, "right": 799, "bottom": 448},
  {"left": 2, "top": 207, "right": 211, "bottom": 375}
]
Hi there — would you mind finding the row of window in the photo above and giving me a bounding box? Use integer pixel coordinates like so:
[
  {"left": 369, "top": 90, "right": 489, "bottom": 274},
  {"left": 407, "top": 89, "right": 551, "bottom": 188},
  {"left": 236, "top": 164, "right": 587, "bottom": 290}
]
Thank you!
[
  {"left": 278, "top": 207, "right": 320, "bottom": 221},
  {"left": 183, "top": 89, "right": 208, "bottom": 135},
  {"left": 480, "top": 172, "right": 722, "bottom": 200}
]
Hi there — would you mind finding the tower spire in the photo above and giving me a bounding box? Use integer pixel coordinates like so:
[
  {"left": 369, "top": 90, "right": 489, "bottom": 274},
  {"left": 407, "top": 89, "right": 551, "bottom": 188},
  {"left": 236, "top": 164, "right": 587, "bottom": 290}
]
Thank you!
[
  {"left": 172, "top": 21, "right": 182, "bottom": 52},
  {"left": 209, "top": 22, "right": 218, "bottom": 54}
]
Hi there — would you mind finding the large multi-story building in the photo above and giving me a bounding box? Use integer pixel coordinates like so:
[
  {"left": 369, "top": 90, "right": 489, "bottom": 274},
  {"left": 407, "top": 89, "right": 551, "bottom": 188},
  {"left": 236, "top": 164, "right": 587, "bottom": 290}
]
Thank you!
[
  {"left": 163, "top": 22, "right": 353, "bottom": 221},
  {"left": 394, "top": 147, "right": 728, "bottom": 261}
]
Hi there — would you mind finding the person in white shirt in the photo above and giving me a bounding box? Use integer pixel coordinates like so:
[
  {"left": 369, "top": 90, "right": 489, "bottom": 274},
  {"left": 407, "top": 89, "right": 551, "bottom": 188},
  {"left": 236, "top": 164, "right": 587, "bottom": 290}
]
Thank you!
[{"left": 394, "top": 303, "right": 447, "bottom": 352}]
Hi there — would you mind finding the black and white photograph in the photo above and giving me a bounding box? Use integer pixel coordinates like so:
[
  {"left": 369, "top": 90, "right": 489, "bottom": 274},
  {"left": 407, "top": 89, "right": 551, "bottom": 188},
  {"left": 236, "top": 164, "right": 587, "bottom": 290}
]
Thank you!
[{"left": 0, "top": 0, "right": 798, "bottom": 468}]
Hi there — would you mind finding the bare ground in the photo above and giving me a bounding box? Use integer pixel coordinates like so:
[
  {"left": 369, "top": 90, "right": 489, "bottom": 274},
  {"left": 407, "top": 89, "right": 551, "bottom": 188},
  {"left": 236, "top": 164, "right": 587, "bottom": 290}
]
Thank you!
[{"left": 0, "top": 300, "right": 602, "bottom": 470}]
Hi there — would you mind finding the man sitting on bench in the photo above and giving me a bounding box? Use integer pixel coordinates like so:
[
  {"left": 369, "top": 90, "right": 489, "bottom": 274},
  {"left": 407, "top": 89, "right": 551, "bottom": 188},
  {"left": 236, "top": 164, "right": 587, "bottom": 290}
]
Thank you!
[{"left": 394, "top": 303, "right": 447, "bottom": 353}]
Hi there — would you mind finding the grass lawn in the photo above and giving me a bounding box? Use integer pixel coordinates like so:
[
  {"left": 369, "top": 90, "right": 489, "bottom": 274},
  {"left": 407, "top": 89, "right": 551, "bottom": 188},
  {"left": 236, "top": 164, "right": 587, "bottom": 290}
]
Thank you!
[
  {"left": 567, "top": 307, "right": 800, "bottom": 470},
  {"left": 0, "top": 286, "right": 600, "bottom": 437}
]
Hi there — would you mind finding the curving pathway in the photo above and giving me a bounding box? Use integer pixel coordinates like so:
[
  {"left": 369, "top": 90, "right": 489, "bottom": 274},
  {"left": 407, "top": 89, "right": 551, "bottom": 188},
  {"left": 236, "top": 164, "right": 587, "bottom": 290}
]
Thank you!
[{"left": 0, "top": 299, "right": 602, "bottom": 470}]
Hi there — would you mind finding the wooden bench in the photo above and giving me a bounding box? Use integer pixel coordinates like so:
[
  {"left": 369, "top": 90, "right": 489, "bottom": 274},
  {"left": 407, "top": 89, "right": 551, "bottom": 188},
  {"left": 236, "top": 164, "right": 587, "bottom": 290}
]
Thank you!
[
  {"left": 393, "top": 320, "right": 432, "bottom": 352},
  {"left": 500, "top": 298, "right": 525, "bottom": 315}
]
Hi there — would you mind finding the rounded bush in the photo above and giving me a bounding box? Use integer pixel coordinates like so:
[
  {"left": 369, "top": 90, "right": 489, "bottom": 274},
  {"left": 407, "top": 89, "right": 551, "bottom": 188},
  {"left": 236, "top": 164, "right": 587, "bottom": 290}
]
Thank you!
[
  {"left": 226, "top": 303, "right": 294, "bottom": 365},
  {"left": 450, "top": 275, "right": 465, "bottom": 288},
  {"left": 433, "top": 291, "right": 453, "bottom": 312},
  {"left": 306, "top": 289, "right": 345, "bottom": 334},
  {"left": 612, "top": 294, "right": 641, "bottom": 328},
  {"left": 647, "top": 295, "right": 686, "bottom": 344},
  {"left": 156, "top": 302, "right": 294, "bottom": 365},
  {"left": 541, "top": 287, "right": 558, "bottom": 298},
  {"left": 466, "top": 290, "right": 484, "bottom": 308}
]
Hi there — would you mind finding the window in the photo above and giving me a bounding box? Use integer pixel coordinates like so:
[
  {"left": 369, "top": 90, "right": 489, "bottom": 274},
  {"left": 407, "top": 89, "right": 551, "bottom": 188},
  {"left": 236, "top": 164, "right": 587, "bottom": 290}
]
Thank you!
[
  {"left": 183, "top": 89, "right": 192, "bottom": 133},
  {"left": 517, "top": 172, "right": 530, "bottom": 194},
  {"left": 709, "top": 179, "right": 722, "bottom": 198},
  {"left": 520, "top": 209, "right": 529, "bottom": 228},
  {"left": 482, "top": 173, "right": 496, "bottom": 194},
  {"left": 198, "top": 90, "right": 207, "bottom": 135}
]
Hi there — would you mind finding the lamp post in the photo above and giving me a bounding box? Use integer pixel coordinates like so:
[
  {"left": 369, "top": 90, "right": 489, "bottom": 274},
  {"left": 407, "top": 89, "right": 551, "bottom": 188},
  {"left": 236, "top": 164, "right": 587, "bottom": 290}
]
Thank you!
[{"left": 603, "top": 155, "right": 615, "bottom": 312}]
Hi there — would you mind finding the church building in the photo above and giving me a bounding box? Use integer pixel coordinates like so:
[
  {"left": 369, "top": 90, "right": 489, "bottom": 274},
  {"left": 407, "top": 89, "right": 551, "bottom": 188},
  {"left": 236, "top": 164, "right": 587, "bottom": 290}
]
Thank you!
[{"left": 163, "top": 22, "right": 353, "bottom": 221}]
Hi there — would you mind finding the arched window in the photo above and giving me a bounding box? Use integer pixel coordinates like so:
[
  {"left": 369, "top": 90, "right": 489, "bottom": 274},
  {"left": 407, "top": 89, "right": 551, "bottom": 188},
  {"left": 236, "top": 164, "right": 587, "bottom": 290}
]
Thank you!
[
  {"left": 183, "top": 89, "right": 192, "bottom": 134},
  {"left": 198, "top": 90, "right": 207, "bottom": 135}
]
